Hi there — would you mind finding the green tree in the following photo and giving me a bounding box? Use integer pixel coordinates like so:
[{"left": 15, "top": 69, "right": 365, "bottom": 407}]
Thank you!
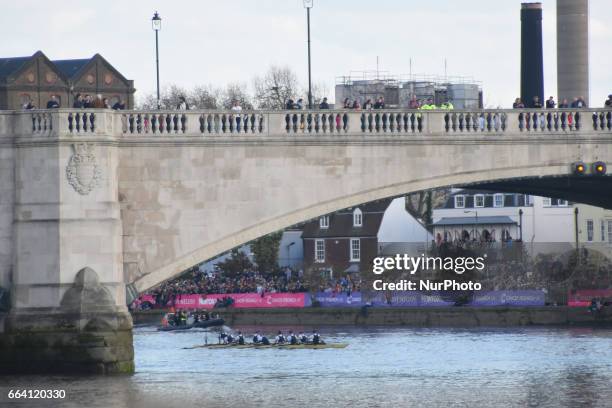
[
  {"left": 215, "top": 249, "right": 253, "bottom": 278},
  {"left": 251, "top": 231, "right": 283, "bottom": 275}
]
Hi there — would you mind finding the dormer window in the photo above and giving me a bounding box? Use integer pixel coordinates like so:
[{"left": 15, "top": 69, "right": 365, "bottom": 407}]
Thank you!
[
  {"left": 319, "top": 216, "right": 329, "bottom": 229},
  {"left": 454, "top": 195, "right": 465, "bottom": 209},
  {"left": 494, "top": 194, "right": 504, "bottom": 208},
  {"left": 353, "top": 208, "right": 363, "bottom": 227},
  {"left": 474, "top": 194, "right": 485, "bottom": 208}
]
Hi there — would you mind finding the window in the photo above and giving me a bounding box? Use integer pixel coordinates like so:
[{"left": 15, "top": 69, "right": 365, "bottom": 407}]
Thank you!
[
  {"left": 474, "top": 194, "right": 485, "bottom": 208},
  {"left": 557, "top": 199, "right": 568, "bottom": 207},
  {"left": 608, "top": 221, "right": 612, "bottom": 245},
  {"left": 601, "top": 220, "right": 606, "bottom": 242},
  {"left": 542, "top": 197, "right": 552, "bottom": 207},
  {"left": 586, "top": 220, "right": 594, "bottom": 242},
  {"left": 353, "top": 208, "right": 363, "bottom": 227},
  {"left": 315, "top": 239, "right": 325, "bottom": 262},
  {"left": 494, "top": 194, "right": 504, "bottom": 208},
  {"left": 319, "top": 216, "right": 329, "bottom": 229},
  {"left": 454, "top": 195, "right": 465, "bottom": 209},
  {"left": 350, "top": 238, "right": 360, "bottom": 261}
]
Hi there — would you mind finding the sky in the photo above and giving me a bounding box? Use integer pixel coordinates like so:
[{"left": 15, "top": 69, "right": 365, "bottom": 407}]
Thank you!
[{"left": 1, "top": 0, "right": 610, "bottom": 108}]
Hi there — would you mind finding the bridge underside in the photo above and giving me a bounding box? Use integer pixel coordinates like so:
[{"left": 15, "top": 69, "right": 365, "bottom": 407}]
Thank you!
[{"left": 464, "top": 175, "right": 612, "bottom": 209}]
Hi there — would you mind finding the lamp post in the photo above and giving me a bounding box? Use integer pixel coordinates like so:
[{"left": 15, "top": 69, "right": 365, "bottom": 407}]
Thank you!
[
  {"left": 152, "top": 12, "right": 162, "bottom": 110},
  {"left": 518, "top": 209, "right": 523, "bottom": 241},
  {"left": 304, "top": 0, "right": 313, "bottom": 109},
  {"left": 464, "top": 210, "right": 478, "bottom": 240},
  {"left": 287, "top": 242, "right": 296, "bottom": 267}
]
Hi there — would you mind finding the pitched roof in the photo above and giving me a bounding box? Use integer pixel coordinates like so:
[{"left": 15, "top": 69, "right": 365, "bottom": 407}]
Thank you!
[
  {"left": 433, "top": 216, "right": 517, "bottom": 226},
  {"left": 52, "top": 58, "right": 91, "bottom": 79},
  {"left": 0, "top": 56, "right": 31, "bottom": 81},
  {"left": 302, "top": 200, "right": 392, "bottom": 239}
]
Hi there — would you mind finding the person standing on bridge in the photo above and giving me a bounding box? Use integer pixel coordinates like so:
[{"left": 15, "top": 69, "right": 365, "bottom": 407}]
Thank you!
[
  {"left": 231, "top": 100, "right": 242, "bottom": 112},
  {"left": 545, "top": 96, "right": 556, "bottom": 109},
  {"left": 319, "top": 97, "right": 330, "bottom": 109},
  {"left": 373, "top": 96, "right": 385, "bottom": 109},
  {"left": 176, "top": 96, "right": 190, "bottom": 110},
  {"left": 46, "top": 95, "right": 60, "bottom": 109}
]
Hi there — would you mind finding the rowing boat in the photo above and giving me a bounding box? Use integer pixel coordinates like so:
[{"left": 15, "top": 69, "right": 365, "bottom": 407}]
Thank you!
[{"left": 184, "top": 342, "right": 348, "bottom": 350}]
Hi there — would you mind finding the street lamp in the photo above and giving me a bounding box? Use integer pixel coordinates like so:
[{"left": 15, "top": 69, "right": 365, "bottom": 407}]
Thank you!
[
  {"left": 518, "top": 209, "right": 523, "bottom": 241},
  {"left": 464, "top": 210, "right": 478, "bottom": 240},
  {"left": 287, "top": 242, "right": 296, "bottom": 267},
  {"left": 152, "top": 11, "right": 162, "bottom": 110},
  {"left": 303, "top": 0, "right": 313, "bottom": 109}
]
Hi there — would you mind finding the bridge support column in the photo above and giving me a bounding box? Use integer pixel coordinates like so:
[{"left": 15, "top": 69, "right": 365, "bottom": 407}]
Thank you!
[{"left": 0, "top": 112, "right": 133, "bottom": 374}]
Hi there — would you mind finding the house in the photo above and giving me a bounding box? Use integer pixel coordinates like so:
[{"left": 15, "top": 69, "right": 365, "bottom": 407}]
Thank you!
[
  {"left": 302, "top": 199, "right": 392, "bottom": 278},
  {"left": 432, "top": 189, "right": 612, "bottom": 255},
  {"left": 0, "top": 51, "right": 135, "bottom": 110}
]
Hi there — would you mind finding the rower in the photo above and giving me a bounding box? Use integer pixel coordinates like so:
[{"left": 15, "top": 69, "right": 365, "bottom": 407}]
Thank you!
[
  {"left": 252, "top": 331, "right": 261, "bottom": 344},
  {"left": 311, "top": 330, "right": 321, "bottom": 345},
  {"left": 226, "top": 333, "right": 234, "bottom": 344},
  {"left": 275, "top": 330, "right": 286, "bottom": 344},
  {"left": 298, "top": 332, "right": 308, "bottom": 344},
  {"left": 219, "top": 332, "right": 227, "bottom": 344},
  {"left": 261, "top": 335, "right": 270, "bottom": 345},
  {"left": 287, "top": 331, "right": 298, "bottom": 345},
  {"left": 237, "top": 331, "right": 245, "bottom": 345}
]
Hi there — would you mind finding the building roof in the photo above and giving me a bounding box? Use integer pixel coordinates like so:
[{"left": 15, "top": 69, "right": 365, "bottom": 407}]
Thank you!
[
  {"left": 301, "top": 199, "right": 391, "bottom": 239},
  {"left": 433, "top": 216, "right": 517, "bottom": 226},
  {"left": 52, "top": 58, "right": 91, "bottom": 78},
  {"left": 0, "top": 56, "right": 30, "bottom": 81}
]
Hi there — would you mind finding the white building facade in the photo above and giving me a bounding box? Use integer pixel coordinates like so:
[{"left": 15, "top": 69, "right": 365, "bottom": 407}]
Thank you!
[{"left": 433, "top": 190, "right": 612, "bottom": 256}]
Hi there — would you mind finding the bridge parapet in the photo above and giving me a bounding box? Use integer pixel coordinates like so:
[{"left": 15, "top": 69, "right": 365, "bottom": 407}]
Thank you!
[{"left": 2, "top": 108, "right": 610, "bottom": 140}]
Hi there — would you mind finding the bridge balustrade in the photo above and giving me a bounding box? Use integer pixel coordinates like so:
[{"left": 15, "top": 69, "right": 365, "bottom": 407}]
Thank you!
[{"left": 2, "top": 108, "right": 612, "bottom": 138}]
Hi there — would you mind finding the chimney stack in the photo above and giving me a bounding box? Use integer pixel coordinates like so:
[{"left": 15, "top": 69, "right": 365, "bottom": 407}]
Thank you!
[
  {"left": 557, "top": 0, "right": 589, "bottom": 106},
  {"left": 520, "top": 3, "right": 544, "bottom": 108}
]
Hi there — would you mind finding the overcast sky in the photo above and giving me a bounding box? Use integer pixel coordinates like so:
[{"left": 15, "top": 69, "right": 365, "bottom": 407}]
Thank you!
[{"left": 1, "top": 0, "right": 610, "bottom": 108}]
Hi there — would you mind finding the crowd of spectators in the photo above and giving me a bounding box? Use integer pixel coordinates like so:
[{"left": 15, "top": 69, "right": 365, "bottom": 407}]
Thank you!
[
  {"left": 145, "top": 266, "right": 310, "bottom": 307},
  {"left": 23, "top": 93, "right": 126, "bottom": 110},
  {"left": 511, "top": 94, "right": 612, "bottom": 109}
]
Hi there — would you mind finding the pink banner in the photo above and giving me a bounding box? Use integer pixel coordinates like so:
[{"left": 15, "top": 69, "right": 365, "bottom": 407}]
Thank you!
[
  {"left": 568, "top": 289, "right": 612, "bottom": 307},
  {"left": 148, "top": 293, "right": 309, "bottom": 309}
]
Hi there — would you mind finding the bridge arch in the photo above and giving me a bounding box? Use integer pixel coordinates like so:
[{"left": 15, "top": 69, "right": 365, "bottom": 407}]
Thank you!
[{"left": 128, "top": 161, "right": 612, "bottom": 294}]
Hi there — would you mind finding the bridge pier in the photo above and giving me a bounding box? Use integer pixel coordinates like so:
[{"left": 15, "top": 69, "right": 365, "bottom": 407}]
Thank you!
[{"left": 0, "top": 112, "right": 133, "bottom": 374}]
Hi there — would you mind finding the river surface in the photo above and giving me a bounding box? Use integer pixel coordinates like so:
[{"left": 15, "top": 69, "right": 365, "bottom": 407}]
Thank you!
[{"left": 1, "top": 325, "right": 611, "bottom": 408}]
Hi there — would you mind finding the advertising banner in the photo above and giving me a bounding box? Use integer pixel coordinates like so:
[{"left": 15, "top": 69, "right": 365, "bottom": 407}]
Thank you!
[
  {"left": 169, "top": 292, "right": 310, "bottom": 309},
  {"left": 568, "top": 289, "right": 612, "bottom": 307},
  {"left": 472, "top": 290, "right": 546, "bottom": 306},
  {"left": 313, "top": 290, "right": 545, "bottom": 307}
]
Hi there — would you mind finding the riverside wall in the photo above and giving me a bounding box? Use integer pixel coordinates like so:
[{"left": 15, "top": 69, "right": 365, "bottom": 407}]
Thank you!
[{"left": 132, "top": 306, "right": 612, "bottom": 327}]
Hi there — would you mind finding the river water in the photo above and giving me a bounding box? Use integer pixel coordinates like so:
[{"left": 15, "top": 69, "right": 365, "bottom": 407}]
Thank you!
[{"left": 1, "top": 325, "right": 611, "bottom": 408}]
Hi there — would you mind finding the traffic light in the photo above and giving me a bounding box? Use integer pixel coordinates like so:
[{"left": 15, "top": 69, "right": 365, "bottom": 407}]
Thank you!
[
  {"left": 572, "top": 162, "right": 586, "bottom": 175},
  {"left": 592, "top": 161, "right": 607, "bottom": 175}
]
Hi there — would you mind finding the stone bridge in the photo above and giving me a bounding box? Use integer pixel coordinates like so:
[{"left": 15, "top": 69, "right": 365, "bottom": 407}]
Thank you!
[{"left": 0, "top": 107, "right": 611, "bottom": 373}]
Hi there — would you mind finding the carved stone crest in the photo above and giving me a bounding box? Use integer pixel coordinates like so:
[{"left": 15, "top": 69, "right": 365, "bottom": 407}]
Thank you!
[{"left": 66, "top": 143, "right": 102, "bottom": 195}]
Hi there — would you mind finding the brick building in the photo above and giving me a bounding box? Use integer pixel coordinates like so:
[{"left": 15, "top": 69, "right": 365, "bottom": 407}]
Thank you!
[
  {"left": 302, "top": 199, "right": 391, "bottom": 278},
  {"left": 0, "top": 51, "right": 135, "bottom": 110}
]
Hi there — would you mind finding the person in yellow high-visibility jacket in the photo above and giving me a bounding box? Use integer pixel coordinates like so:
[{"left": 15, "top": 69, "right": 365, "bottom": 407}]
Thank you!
[{"left": 420, "top": 99, "right": 436, "bottom": 110}]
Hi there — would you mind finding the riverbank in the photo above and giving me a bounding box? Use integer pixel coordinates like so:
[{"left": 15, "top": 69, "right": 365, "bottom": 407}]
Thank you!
[{"left": 132, "top": 306, "right": 612, "bottom": 327}]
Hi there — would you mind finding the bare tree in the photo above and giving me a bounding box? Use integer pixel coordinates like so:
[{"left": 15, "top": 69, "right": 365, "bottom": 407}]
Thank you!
[
  {"left": 221, "top": 82, "right": 253, "bottom": 110},
  {"left": 137, "top": 84, "right": 189, "bottom": 110},
  {"left": 190, "top": 85, "right": 221, "bottom": 109},
  {"left": 252, "top": 66, "right": 299, "bottom": 109},
  {"left": 404, "top": 189, "right": 450, "bottom": 230}
]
